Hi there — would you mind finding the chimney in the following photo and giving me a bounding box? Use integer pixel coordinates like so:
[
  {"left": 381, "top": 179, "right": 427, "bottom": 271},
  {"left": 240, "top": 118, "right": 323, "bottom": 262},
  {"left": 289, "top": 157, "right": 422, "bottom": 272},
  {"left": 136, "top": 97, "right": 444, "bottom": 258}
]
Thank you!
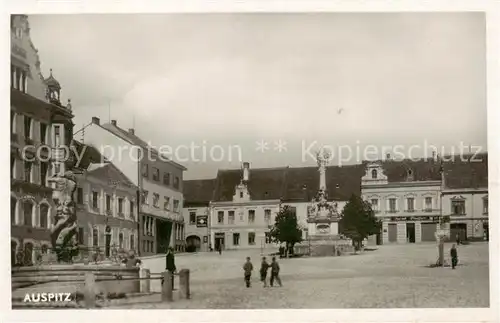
[
  {"left": 128, "top": 128, "right": 135, "bottom": 135},
  {"left": 91, "top": 117, "right": 100, "bottom": 125},
  {"left": 111, "top": 120, "right": 117, "bottom": 126},
  {"left": 242, "top": 162, "right": 250, "bottom": 182}
]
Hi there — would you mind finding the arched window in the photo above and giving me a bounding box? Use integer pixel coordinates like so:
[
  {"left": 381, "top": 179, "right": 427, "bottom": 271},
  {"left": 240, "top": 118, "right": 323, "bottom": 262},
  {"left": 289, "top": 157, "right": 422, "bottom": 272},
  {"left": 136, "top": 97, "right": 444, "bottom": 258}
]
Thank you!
[
  {"left": 41, "top": 244, "right": 48, "bottom": 254},
  {"left": 39, "top": 204, "right": 49, "bottom": 228},
  {"left": 119, "top": 232, "right": 124, "bottom": 249},
  {"left": 92, "top": 227, "right": 98, "bottom": 247},
  {"left": 23, "top": 200, "right": 33, "bottom": 227},
  {"left": 11, "top": 197, "right": 17, "bottom": 225},
  {"left": 371, "top": 169, "right": 377, "bottom": 179}
]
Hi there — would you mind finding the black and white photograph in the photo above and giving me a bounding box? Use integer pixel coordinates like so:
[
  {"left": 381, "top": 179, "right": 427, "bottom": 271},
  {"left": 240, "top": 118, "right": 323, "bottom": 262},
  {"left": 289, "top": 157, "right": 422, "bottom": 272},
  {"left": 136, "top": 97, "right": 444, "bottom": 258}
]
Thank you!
[{"left": 3, "top": 2, "right": 499, "bottom": 323}]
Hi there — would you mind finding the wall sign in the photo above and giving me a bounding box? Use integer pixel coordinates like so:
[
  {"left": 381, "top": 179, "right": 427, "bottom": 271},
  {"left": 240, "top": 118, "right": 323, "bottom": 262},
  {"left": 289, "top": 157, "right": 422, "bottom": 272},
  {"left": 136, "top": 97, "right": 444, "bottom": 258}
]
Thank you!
[{"left": 196, "top": 215, "right": 208, "bottom": 227}]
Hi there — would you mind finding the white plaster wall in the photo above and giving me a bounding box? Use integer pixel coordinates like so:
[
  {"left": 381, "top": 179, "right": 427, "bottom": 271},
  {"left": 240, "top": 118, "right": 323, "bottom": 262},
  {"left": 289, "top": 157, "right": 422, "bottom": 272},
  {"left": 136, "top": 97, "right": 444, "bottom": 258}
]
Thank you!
[{"left": 83, "top": 124, "right": 140, "bottom": 187}]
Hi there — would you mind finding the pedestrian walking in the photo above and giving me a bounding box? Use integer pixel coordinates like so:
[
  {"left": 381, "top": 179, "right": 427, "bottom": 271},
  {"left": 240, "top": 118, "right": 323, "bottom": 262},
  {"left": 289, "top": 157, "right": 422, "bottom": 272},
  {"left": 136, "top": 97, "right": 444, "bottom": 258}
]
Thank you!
[
  {"left": 243, "top": 257, "right": 253, "bottom": 288},
  {"left": 450, "top": 244, "right": 458, "bottom": 269},
  {"left": 455, "top": 233, "right": 460, "bottom": 245},
  {"left": 218, "top": 244, "right": 223, "bottom": 255},
  {"left": 270, "top": 256, "right": 282, "bottom": 287},
  {"left": 162, "top": 247, "right": 177, "bottom": 290},
  {"left": 260, "top": 257, "right": 270, "bottom": 287}
]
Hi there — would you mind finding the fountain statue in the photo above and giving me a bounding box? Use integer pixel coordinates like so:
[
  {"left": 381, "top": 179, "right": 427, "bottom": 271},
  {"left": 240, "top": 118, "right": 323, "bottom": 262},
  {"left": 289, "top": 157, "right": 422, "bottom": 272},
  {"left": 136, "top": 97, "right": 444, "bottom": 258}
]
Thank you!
[{"left": 48, "top": 170, "right": 79, "bottom": 262}]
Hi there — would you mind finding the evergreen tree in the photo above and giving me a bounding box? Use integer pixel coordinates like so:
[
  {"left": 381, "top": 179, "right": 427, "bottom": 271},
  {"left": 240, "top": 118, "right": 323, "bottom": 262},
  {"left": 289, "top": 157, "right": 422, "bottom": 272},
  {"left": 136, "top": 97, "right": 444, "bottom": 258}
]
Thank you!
[
  {"left": 340, "top": 194, "right": 381, "bottom": 252},
  {"left": 270, "top": 205, "right": 303, "bottom": 257}
]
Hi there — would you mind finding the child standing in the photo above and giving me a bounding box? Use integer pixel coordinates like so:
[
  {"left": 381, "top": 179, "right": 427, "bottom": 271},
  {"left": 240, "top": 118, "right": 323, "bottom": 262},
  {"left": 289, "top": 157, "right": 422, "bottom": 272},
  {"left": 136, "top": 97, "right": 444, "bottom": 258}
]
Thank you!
[
  {"left": 243, "top": 257, "right": 253, "bottom": 288},
  {"left": 260, "top": 257, "right": 270, "bottom": 287},
  {"left": 270, "top": 256, "right": 282, "bottom": 287}
]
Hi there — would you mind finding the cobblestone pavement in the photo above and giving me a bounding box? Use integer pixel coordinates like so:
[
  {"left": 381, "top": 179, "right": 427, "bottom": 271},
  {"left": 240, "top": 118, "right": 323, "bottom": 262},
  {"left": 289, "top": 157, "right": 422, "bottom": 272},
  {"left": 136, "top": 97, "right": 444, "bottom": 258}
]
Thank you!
[{"left": 107, "top": 242, "right": 489, "bottom": 309}]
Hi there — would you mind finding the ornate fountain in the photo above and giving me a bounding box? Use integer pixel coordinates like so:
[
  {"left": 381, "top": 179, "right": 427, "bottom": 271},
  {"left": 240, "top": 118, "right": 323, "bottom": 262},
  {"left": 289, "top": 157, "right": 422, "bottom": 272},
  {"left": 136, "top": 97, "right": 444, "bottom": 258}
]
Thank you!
[
  {"left": 306, "top": 149, "right": 352, "bottom": 256},
  {"left": 48, "top": 169, "right": 79, "bottom": 262}
]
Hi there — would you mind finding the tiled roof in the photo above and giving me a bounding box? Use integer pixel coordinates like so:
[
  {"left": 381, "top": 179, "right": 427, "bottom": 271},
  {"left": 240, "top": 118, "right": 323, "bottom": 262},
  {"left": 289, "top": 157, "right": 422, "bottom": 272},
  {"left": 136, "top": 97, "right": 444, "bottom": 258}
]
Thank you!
[
  {"left": 209, "top": 165, "right": 364, "bottom": 203},
  {"left": 443, "top": 153, "right": 488, "bottom": 189},
  {"left": 86, "top": 163, "right": 136, "bottom": 188},
  {"left": 376, "top": 158, "right": 443, "bottom": 183},
  {"left": 73, "top": 140, "right": 136, "bottom": 188},
  {"left": 212, "top": 167, "right": 288, "bottom": 202},
  {"left": 183, "top": 179, "right": 216, "bottom": 207},
  {"left": 100, "top": 123, "right": 187, "bottom": 171},
  {"left": 73, "top": 141, "right": 107, "bottom": 170}
]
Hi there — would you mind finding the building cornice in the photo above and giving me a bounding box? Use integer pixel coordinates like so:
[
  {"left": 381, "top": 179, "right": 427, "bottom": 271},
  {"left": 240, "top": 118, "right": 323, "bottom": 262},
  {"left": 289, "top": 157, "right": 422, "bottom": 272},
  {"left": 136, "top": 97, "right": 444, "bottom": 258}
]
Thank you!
[
  {"left": 362, "top": 181, "right": 442, "bottom": 189},
  {"left": 210, "top": 199, "right": 281, "bottom": 207}
]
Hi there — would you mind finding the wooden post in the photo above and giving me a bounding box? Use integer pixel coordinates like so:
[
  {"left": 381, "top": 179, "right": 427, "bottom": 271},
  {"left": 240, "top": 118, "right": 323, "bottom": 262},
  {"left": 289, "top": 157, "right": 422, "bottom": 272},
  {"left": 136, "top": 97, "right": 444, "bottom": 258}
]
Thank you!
[
  {"left": 140, "top": 268, "right": 150, "bottom": 293},
  {"left": 161, "top": 271, "right": 173, "bottom": 302},
  {"left": 179, "top": 269, "right": 190, "bottom": 299},
  {"left": 84, "top": 272, "right": 96, "bottom": 309}
]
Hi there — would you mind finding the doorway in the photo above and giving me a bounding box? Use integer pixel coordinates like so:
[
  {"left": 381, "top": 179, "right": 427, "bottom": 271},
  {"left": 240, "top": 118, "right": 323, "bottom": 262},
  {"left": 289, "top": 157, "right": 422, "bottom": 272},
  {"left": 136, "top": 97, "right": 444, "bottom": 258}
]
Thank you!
[
  {"left": 406, "top": 223, "right": 416, "bottom": 243},
  {"left": 388, "top": 224, "right": 397, "bottom": 242},
  {"left": 450, "top": 223, "right": 467, "bottom": 242},
  {"left": 214, "top": 233, "right": 225, "bottom": 251},
  {"left": 156, "top": 219, "right": 172, "bottom": 254}
]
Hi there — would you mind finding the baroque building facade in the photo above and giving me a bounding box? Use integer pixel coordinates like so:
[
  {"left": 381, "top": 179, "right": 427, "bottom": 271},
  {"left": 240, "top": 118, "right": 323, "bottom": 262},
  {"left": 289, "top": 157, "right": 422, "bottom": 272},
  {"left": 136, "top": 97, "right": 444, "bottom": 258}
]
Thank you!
[{"left": 10, "top": 15, "right": 74, "bottom": 265}]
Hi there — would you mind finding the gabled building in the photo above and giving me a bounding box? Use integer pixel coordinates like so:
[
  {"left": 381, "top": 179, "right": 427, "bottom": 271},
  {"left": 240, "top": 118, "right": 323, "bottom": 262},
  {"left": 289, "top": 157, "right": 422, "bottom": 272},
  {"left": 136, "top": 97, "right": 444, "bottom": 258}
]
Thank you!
[
  {"left": 10, "top": 15, "right": 74, "bottom": 266},
  {"left": 81, "top": 117, "right": 187, "bottom": 256},
  {"left": 361, "top": 158, "right": 443, "bottom": 244},
  {"left": 183, "top": 179, "right": 216, "bottom": 252},
  {"left": 72, "top": 141, "right": 139, "bottom": 260}
]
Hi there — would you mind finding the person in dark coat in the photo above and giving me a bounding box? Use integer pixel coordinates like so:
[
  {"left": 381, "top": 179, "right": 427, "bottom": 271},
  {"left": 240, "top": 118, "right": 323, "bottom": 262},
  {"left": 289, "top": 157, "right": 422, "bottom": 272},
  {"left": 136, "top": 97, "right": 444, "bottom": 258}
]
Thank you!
[
  {"left": 260, "top": 257, "right": 270, "bottom": 287},
  {"left": 270, "top": 256, "right": 282, "bottom": 287},
  {"left": 455, "top": 234, "right": 460, "bottom": 245},
  {"left": 163, "top": 247, "right": 177, "bottom": 290},
  {"left": 243, "top": 257, "right": 253, "bottom": 288},
  {"left": 450, "top": 244, "right": 458, "bottom": 269}
]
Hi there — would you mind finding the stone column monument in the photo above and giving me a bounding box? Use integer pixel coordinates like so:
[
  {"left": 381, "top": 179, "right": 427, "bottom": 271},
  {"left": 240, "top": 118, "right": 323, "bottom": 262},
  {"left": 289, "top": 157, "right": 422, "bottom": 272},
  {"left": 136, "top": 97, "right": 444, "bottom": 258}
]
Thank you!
[{"left": 306, "top": 149, "right": 352, "bottom": 256}]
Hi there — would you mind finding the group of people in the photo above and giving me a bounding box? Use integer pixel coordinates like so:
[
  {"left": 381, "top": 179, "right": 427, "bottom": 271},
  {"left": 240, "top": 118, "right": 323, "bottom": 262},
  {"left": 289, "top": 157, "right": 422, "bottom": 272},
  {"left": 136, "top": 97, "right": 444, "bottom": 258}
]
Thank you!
[{"left": 243, "top": 256, "right": 282, "bottom": 288}]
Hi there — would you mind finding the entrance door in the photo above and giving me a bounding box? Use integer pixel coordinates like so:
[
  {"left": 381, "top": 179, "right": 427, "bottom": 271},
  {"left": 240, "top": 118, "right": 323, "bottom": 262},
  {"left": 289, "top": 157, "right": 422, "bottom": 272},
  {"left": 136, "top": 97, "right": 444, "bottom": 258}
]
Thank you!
[
  {"left": 156, "top": 219, "right": 172, "bottom": 254},
  {"left": 215, "top": 236, "right": 225, "bottom": 250},
  {"left": 406, "top": 223, "right": 416, "bottom": 243},
  {"left": 376, "top": 232, "right": 382, "bottom": 245},
  {"left": 388, "top": 224, "right": 397, "bottom": 242}
]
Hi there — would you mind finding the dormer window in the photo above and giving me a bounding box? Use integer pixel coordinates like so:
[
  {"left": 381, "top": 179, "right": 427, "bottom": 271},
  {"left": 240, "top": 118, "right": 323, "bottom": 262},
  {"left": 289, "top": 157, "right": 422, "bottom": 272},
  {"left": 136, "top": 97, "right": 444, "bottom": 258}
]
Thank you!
[{"left": 371, "top": 169, "right": 377, "bottom": 179}]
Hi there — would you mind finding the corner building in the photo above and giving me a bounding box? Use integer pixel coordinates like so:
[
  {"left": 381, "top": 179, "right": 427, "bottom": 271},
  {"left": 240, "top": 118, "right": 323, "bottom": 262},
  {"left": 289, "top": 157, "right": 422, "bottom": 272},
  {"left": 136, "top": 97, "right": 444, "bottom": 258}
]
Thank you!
[
  {"left": 10, "top": 15, "right": 74, "bottom": 265},
  {"left": 82, "top": 118, "right": 186, "bottom": 256}
]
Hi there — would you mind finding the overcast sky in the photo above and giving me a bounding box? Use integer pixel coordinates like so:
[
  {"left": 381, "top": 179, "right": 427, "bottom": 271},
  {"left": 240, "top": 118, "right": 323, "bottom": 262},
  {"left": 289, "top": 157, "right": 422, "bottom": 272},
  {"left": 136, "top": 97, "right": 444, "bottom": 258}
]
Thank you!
[{"left": 28, "top": 13, "right": 486, "bottom": 179}]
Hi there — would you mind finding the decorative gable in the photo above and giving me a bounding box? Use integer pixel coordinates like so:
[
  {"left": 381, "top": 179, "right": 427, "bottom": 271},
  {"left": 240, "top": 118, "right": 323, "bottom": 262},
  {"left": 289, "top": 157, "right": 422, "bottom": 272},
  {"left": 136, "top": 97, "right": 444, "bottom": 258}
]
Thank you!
[
  {"left": 233, "top": 182, "right": 250, "bottom": 202},
  {"left": 361, "top": 162, "right": 388, "bottom": 186}
]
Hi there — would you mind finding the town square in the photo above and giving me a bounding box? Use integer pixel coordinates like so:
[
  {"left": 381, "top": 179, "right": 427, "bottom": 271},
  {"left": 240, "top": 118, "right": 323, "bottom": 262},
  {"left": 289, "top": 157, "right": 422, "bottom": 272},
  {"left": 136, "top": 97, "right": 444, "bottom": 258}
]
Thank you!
[{"left": 7, "top": 10, "right": 493, "bottom": 319}]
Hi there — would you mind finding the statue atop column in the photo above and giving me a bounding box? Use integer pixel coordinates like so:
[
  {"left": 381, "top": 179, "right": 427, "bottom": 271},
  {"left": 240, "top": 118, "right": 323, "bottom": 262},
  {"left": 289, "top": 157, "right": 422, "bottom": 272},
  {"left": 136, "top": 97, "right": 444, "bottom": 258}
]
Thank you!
[{"left": 48, "top": 170, "right": 79, "bottom": 262}]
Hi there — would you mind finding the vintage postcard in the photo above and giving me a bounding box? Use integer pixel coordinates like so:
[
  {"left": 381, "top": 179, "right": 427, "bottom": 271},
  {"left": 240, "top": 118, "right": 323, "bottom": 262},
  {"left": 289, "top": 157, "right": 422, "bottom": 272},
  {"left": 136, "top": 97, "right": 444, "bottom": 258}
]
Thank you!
[{"left": 2, "top": 1, "right": 499, "bottom": 323}]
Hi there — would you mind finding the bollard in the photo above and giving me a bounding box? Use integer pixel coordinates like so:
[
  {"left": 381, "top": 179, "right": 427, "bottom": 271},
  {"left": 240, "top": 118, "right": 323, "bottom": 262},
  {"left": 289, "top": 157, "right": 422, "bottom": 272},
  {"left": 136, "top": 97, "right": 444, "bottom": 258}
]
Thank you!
[
  {"left": 161, "top": 271, "right": 173, "bottom": 302},
  {"left": 140, "top": 268, "right": 151, "bottom": 293},
  {"left": 84, "top": 272, "right": 96, "bottom": 309},
  {"left": 179, "top": 269, "right": 190, "bottom": 299}
]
